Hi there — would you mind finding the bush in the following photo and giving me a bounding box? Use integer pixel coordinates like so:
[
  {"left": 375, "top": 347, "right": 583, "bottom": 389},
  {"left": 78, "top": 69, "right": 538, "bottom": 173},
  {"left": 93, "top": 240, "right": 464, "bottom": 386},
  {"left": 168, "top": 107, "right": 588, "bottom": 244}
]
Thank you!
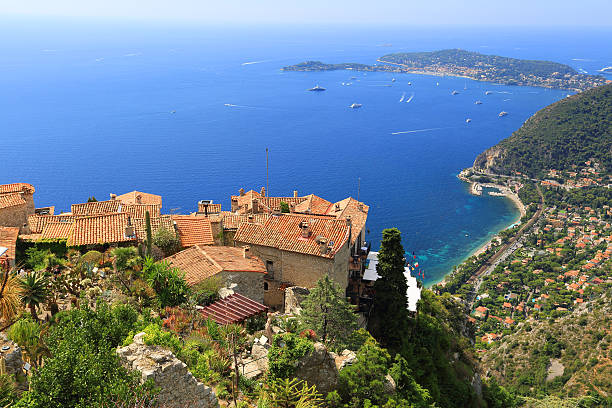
[
  {"left": 267, "top": 333, "right": 314, "bottom": 381},
  {"left": 143, "top": 257, "right": 190, "bottom": 308},
  {"left": 153, "top": 228, "right": 181, "bottom": 257}
]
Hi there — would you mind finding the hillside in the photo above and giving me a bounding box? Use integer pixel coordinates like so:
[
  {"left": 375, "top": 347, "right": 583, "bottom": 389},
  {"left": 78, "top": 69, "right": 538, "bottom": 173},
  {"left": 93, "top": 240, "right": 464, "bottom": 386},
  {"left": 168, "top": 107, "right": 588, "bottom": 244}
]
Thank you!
[
  {"left": 479, "top": 288, "right": 611, "bottom": 402},
  {"left": 473, "top": 83, "right": 612, "bottom": 177}
]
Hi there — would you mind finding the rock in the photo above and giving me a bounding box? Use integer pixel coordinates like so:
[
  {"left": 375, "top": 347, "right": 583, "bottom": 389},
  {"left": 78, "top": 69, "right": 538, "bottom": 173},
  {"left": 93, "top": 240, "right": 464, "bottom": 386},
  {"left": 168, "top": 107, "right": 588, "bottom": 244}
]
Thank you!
[
  {"left": 251, "top": 343, "right": 269, "bottom": 372},
  {"left": 0, "top": 334, "right": 24, "bottom": 377},
  {"left": 284, "top": 286, "right": 310, "bottom": 314},
  {"left": 117, "top": 332, "right": 219, "bottom": 408},
  {"left": 334, "top": 349, "right": 357, "bottom": 371},
  {"left": 294, "top": 342, "right": 338, "bottom": 395},
  {"left": 471, "top": 372, "right": 483, "bottom": 398},
  {"left": 383, "top": 374, "right": 396, "bottom": 394}
]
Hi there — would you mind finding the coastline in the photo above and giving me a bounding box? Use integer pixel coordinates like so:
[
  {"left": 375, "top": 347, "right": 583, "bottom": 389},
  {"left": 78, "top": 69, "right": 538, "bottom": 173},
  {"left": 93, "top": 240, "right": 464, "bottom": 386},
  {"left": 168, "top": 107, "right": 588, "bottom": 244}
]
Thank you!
[{"left": 428, "top": 175, "right": 525, "bottom": 288}]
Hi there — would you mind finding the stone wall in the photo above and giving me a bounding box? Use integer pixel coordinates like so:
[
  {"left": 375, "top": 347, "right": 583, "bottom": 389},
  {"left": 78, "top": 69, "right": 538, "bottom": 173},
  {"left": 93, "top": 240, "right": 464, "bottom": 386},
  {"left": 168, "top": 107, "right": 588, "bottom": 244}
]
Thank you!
[
  {"left": 294, "top": 342, "right": 338, "bottom": 395},
  {"left": 218, "top": 271, "right": 265, "bottom": 304},
  {"left": 0, "top": 334, "right": 24, "bottom": 378},
  {"left": 0, "top": 202, "right": 31, "bottom": 233},
  {"left": 284, "top": 286, "right": 310, "bottom": 315},
  {"left": 117, "top": 332, "right": 219, "bottom": 408}
]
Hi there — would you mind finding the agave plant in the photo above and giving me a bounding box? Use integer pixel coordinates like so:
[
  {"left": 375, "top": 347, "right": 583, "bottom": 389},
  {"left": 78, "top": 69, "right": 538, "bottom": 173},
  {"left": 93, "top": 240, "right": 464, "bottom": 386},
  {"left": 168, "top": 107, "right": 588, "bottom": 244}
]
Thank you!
[
  {"left": 0, "top": 271, "right": 23, "bottom": 328},
  {"left": 20, "top": 272, "right": 50, "bottom": 321}
]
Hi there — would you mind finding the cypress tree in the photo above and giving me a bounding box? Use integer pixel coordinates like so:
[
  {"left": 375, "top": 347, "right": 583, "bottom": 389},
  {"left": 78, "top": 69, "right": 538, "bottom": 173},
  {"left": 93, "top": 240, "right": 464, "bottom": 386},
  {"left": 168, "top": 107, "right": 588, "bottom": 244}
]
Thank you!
[
  {"left": 368, "top": 228, "right": 409, "bottom": 353},
  {"left": 145, "top": 211, "right": 152, "bottom": 257}
]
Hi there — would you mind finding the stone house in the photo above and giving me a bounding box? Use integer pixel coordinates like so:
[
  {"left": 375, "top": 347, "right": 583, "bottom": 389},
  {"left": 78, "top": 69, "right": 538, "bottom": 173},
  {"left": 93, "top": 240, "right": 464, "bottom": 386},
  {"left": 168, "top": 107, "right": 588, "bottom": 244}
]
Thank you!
[
  {"left": 233, "top": 213, "right": 352, "bottom": 310},
  {"left": 0, "top": 226, "right": 19, "bottom": 269},
  {"left": 171, "top": 215, "right": 214, "bottom": 248},
  {"left": 0, "top": 183, "right": 36, "bottom": 233},
  {"left": 164, "top": 245, "right": 267, "bottom": 303},
  {"left": 114, "top": 190, "right": 162, "bottom": 207}
]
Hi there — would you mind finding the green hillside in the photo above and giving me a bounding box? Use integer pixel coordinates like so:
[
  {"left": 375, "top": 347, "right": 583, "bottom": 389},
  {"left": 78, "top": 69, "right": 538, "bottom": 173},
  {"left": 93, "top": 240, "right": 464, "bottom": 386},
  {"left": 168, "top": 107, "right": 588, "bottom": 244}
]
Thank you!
[{"left": 473, "top": 83, "right": 612, "bottom": 177}]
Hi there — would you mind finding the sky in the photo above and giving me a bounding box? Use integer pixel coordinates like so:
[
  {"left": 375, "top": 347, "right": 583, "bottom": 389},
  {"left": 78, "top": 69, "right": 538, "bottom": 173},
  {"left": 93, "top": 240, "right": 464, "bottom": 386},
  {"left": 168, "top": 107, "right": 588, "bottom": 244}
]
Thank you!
[{"left": 3, "top": 0, "right": 612, "bottom": 27}]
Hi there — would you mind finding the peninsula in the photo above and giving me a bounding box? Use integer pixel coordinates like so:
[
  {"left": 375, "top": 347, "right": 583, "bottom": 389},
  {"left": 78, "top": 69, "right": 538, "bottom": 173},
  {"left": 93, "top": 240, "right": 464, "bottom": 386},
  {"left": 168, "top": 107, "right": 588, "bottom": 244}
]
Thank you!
[{"left": 282, "top": 49, "right": 610, "bottom": 91}]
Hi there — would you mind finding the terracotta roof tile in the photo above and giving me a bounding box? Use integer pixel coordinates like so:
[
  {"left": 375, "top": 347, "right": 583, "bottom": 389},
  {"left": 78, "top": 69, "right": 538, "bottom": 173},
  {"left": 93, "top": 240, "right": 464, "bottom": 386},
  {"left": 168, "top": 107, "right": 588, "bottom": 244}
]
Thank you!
[
  {"left": 0, "top": 183, "right": 35, "bottom": 195},
  {"left": 40, "top": 222, "right": 74, "bottom": 240},
  {"left": 198, "top": 203, "right": 222, "bottom": 214},
  {"left": 326, "top": 197, "right": 369, "bottom": 244},
  {"left": 122, "top": 203, "right": 161, "bottom": 218},
  {"left": 164, "top": 245, "right": 266, "bottom": 286},
  {"left": 115, "top": 191, "right": 162, "bottom": 206},
  {"left": 293, "top": 194, "right": 333, "bottom": 214},
  {"left": 71, "top": 200, "right": 121, "bottom": 216},
  {"left": 0, "top": 226, "right": 19, "bottom": 262},
  {"left": 234, "top": 213, "right": 349, "bottom": 259},
  {"left": 28, "top": 215, "right": 76, "bottom": 233},
  {"left": 68, "top": 212, "right": 136, "bottom": 246},
  {"left": 199, "top": 293, "right": 268, "bottom": 325},
  {"left": 220, "top": 212, "right": 269, "bottom": 230},
  {"left": 0, "top": 193, "right": 26, "bottom": 210},
  {"left": 133, "top": 215, "right": 174, "bottom": 239},
  {"left": 172, "top": 215, "right": 214, "bottom": 247}
]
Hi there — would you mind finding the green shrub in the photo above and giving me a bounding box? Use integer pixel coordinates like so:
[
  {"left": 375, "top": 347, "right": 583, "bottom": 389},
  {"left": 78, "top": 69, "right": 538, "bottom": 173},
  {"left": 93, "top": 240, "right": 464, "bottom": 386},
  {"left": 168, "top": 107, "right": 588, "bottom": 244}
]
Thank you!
[{"left": 267, "top": 333, "right": 314, "bottom": 381}]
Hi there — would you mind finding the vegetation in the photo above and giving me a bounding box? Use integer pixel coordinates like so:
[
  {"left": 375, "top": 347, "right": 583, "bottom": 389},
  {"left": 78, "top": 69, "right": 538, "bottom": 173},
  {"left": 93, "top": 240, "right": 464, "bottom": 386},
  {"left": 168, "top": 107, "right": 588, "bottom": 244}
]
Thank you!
[
  {"left": 474, "top": 83, "right": 612, "bottom": 176},
  {"left": 19, "top": 272, "right": 49, "bottom": 321},
  {"left": 152, "top": 227, "right": 180, "bottom": 257},
  {"left": 298, "top": 274, "right": 357, "bottom": 351},
  {"left": 267, "top": 333, "right": 314, "bottom": 381},
  {"left": 142, "top": 256, "right": 189, "bottom": 308}
]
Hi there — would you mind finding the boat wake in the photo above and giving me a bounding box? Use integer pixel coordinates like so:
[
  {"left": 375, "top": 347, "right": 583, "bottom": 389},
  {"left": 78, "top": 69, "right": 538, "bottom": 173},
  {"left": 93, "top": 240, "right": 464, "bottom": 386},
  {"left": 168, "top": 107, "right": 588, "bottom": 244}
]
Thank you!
[
  {"left": 399, "top": 92, "right": 406, "bottom": 102},
  {"left": 241, "top": 59, "right": 273, "bottom": 66},
  {"left": 391, "top": 127, "right": 450, "bottom": 135},
  {"left": 224, "top": 103, "right": 260, "bottom": 109},
  {"left": 405, "top": 93, "right": 415, "bottom": 103}
]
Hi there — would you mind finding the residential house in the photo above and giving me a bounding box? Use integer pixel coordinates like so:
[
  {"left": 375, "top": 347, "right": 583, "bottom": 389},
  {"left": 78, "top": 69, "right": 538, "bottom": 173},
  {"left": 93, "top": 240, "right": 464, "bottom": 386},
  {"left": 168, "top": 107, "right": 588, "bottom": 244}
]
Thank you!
[
  {"left": 164, "top": 245, "right": 267, "bottom": 303},
  {"left": 234, "top": 213, "right": 351, "bottom": 309},
  {"left": 0, "top": 183, "right": 36, "bottom": 233},
  {"left": 114, "top": 191, "right": 162, "bottom": 206},
  {"left": 171, "top": 215, "right": 214, "bottom": 248},
  {"left": 0, "top": 226, "right": 19, "bottom": 268}
]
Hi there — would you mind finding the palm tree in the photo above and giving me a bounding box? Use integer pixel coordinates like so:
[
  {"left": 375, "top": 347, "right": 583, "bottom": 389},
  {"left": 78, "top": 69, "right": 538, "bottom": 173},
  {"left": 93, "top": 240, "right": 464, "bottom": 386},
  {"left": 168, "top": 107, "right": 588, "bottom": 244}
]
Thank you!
[
  {"left": 0, "top": 271, "right": 23, "bottom": 329},
  {"left": 20, "top": 272, "right": 49, "bottom": 321}
]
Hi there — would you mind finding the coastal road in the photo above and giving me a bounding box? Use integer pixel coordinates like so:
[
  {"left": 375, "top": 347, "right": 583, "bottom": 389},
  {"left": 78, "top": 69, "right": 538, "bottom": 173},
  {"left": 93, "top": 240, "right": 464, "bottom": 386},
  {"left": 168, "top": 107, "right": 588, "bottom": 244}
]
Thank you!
[{"left": 467, "top": 185, "right": 544, "bottom": 308}]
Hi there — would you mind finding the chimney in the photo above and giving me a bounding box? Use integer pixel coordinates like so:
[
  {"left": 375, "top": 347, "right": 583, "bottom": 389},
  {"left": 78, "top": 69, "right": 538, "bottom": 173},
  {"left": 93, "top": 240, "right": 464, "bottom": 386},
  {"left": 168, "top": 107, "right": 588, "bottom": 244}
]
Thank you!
[
  {"left": 136, "top": 194, "right": 142, "bottom": 204},
  {"left": 252, "top": 198, "right": 259, "bottom": 214},
  {"left": 125, "top": 216, "right": 134, "bottom": 237},
  {"left": 299, "top": 221, "right": 311, "bottom": 238},
  {"left": 319, "top": 238, "right": 328, "bottom": 254},
  {"left": 260, "top": 187, "right": 266, "bottom": 197},
  {"left": 345, "top": 216, "right": 352, "bottom": 227},
  {"left": 247, "top": 214, "right": 254, "bottom": 222},
  {"left": 289, "top": 203, "right": 296, "bottom": 213},
  {"left": 110, "top": 193, "right": 117, "bottom": 201},
  {"left": 293, "top": 190, "right": 298, "bottom": 198},
  {"left": 239, "top": 188, "right": 245, "bottom": 196},
  {"left": 335, "top": 203, "right": 340, "bottom": 211},
  {"left": 243, "top": 246, "right": 250, "bottom": 258}
]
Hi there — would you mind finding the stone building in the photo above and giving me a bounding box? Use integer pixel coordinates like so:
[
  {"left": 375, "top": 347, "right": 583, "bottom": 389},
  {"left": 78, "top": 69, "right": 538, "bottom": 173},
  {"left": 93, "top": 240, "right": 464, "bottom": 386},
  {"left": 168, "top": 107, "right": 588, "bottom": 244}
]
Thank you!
[
  {"left": 0, "top": 183, "right": 36, "bottom": 233},
  {"left": 114, "top": 190, "right": 162, "bottom": 207},
  {"left": 234, "top": 213, "right": 352, "bottom": 310},
  {"left": 164, "top": 245, "right": 267, "bottom": 303},
  {"left": 0, "top": 226, "right": 19, "bottom": 269}
]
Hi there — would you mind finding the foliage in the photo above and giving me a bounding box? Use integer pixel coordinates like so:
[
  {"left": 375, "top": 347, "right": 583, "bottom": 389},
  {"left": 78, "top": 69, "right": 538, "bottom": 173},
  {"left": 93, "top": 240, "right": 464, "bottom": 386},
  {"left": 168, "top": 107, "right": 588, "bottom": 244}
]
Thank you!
[
  {"left": 482, "top": 378, "right": 519, "bottom": 408},
  {"left": 280, "top": 201, "right": 290, "bottom": 213},
  {"left": 0, "top": 372, "right": 17, "bottom": 407},
  {"left": 190, "top": 276, "right": 221, "bottom": 306},
  {"left": 87, "top": 196, "right": 98, "bottom": 202},
  {"left": 7, "top": 317, "right": 48, "bottom": 367},
  {"left": 267, "top": 333, "right": 314, "bottom": 381},
  {"left": 142, "top": 257, "right": 189, "bottom": 308},
  {"left": 474, "top": 83, "right": 612, "bottom": 176},
  {"left": 145, "top": 211, "right": 153, "bottom": 257},
  {"left": 368, "top": 228, "right": 409, "bottom": 353},
  {"left": 259, "top": 378, "right": 322, "bottom": 408},
  {"left": 298, "top": 274, "right": 357, "bottom": 351},
  {"left": 152, "top": 227, "right": 180, "bottom": 257},
  {"left": 0, "top": 271, "right": 23, "bottom": 325},
  {"left": 25, "top": 247, "right": 65, "bottom": 271},
  {"left": 15, "top": 301, "right": 151, "bottom": 408},
  {"left": 20, "top": 272, "right": 49, "bottom": 320}
]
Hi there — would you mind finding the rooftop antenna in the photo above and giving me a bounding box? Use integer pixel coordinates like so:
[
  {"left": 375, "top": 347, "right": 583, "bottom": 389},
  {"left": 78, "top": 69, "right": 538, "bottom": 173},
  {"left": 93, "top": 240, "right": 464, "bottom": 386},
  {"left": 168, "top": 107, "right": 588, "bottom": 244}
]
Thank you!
[
  {"left": 266, "top": 148, "right": 269, "bottom": 199},
  {"left": 357, "top": 177, "right": 361, "bottom": 202}
]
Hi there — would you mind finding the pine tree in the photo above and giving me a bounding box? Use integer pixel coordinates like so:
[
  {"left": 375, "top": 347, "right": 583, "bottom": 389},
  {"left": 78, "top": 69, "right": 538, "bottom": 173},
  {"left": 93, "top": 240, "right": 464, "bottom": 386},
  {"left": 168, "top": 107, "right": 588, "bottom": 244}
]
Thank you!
[
  {"left": 145, "top": 211, "right": 153, "bottom": 257},
  {"left": 368, "top": 228, "right": 409, "bottom": 353},
  {"left": 299, "top": 274, "right": 357, "bottom": 351}
]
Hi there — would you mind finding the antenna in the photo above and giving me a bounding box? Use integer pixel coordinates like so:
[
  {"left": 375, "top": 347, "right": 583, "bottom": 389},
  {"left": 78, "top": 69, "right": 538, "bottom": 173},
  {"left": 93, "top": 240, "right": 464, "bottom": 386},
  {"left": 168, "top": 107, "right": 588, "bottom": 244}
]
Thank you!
[
  {"left": 266, "top": 148, "right": 269, "bottom": 199},
  {"left": 357, "top": 177, "right": 361, "bottom": 202}
]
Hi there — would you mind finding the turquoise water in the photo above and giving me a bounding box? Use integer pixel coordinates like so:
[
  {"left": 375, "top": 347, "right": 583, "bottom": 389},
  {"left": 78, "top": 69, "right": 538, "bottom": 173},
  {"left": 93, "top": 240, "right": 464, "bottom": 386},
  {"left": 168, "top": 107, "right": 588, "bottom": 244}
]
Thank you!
[{"left": 1, "top": 19, "right": 610, "bottom": 284}]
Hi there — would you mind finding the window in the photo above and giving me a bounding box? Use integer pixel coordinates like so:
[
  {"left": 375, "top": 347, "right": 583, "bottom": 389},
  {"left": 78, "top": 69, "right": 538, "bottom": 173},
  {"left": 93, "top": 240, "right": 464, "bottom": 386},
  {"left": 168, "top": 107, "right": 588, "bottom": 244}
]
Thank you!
[
  {"left": 266, "top": 260, "right": 274, "bottom": 279},
  {"left": 264, "top": 282, "right": 269, "bottom": 291}
]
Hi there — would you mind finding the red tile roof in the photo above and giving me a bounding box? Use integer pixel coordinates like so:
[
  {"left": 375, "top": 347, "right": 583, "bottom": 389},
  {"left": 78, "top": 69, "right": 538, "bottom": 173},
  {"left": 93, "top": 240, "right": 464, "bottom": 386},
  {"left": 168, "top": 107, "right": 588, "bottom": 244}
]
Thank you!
[
  {"left": 0, "top": 193, "right": 26, "bottom": 210},
  {"left": 0, "top": 183, "right": 35, "bottom": 195},
  {"left": 0, "top": 226, "right": 19, "bottom": 262},
  {"left": 133, "top": 215, "right": 174, "bottom": 239},
  {"left": 293, "top": 194, "right": 333, "bottom": 214},
  {"left": 27, "top": 214, "right": 76, "bottom": 233},
  {"left": 68, "top": 213, "right": 136, "bottom": 246},
  {"left": 199, "top": 293, "right": 268, "bottom": 325},
  {"left": 164, "top": 245, "right": 266, "bottom": 286},
  {"left": 122, "top": 203, "right": 161, "bottom": 218},
  {"left": 198, "top": 203, "right": 222, "bottom": 214},
  {"left": 71, "top": 200, "right": 121, "bottom": 216},
  {"left": 40, "top": 222, "right": 74, "bottom": 240},
  {"left": 220, "top": 212, "right": 269, "bottom": 230},
  {"left": 115, "top": 191, "right": 162, "bottom": 206},
  {"left": 326, "top": 197, "right": 369, "bottom": 244},
  {"left": 234, "top": 214, "right": 350, "bottom": 259},
  {"left": 172, "top": 215, "right": 214, "bottom": 247}
]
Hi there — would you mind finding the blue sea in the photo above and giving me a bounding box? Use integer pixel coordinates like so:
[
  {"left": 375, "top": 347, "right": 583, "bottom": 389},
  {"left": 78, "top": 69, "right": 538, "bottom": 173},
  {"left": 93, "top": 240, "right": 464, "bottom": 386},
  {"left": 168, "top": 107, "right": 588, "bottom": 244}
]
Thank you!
[{"left": 2, "top": 18, "right": 611, "bottom": 285}]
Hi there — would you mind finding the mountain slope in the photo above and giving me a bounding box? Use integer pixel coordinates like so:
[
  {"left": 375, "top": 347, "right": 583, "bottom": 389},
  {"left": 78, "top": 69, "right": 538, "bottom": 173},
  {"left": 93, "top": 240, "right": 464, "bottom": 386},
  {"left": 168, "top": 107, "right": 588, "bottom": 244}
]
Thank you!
[{"left": 473, "top": 83, "right": 612, "bottom": 177}]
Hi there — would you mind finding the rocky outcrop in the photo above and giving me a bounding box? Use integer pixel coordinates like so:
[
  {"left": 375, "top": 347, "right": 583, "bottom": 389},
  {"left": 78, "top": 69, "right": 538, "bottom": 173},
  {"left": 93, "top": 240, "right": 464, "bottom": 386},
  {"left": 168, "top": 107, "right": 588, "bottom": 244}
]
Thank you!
[
  {"left": 334, "top": 349, "right": 356, "bottom": 371},
  {"left": 473, "top": 146, "right": 505, "bottom": 174},
  {"left": 284, "top": 286, "right": 310, "bottom": 314},
  {"left": 117, "top": 332, "right": 219, "bottom": 408},
  {"left": 294, "top": 342, "right": 338, "bottom": 394},
  {"left": 0, "top": 334, "right": 24, "bottom": 377}
]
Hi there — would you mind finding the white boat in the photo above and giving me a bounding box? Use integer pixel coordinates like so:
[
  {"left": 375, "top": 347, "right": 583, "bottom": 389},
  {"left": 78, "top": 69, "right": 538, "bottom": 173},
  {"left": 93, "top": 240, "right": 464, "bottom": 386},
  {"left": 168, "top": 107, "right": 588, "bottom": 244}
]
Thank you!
[
  {"left": 349, "top": 103, "right": 362, "bottom": 109},
  {"left": 499, "top": 111, "right": 508, "bottom": 117},
  {"left": 485, "top": 91, "right": 492, "bottom": 95},
  {"left": 452, "top": 90, "right": 459, "bottom": 95},
  {"left": 391, "top": 78, "right": 396, "bottom": 82},
  {"left": 408, "top": 82, "right": 412, "bottom": 85},
  {"left": 466, "top": 118, "right": 472, "bottom": 123},
  {"left": 308, "top": 85, "right": 326, "bottom": 91},
  {"left": 475, "top": 100, "right": 483, "bottom": 105}
]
